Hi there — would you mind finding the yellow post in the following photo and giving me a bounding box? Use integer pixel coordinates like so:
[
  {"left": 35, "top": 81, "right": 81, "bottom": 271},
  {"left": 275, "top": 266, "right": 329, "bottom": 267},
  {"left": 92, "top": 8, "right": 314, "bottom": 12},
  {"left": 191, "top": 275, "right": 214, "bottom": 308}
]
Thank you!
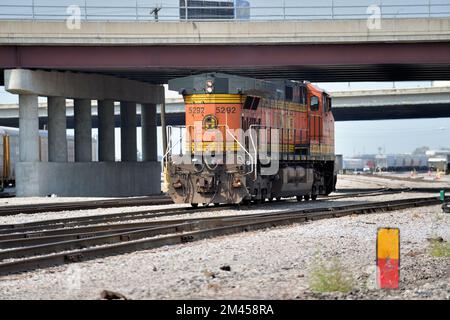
[
  {"left": 377, "top": 228, "right": 400, "bottom": 289},
  {"left": 160, "top": 90, "right": 169, "bottom": 193},
  {"left": 162, "top": 163, "right": 169, "bottom": 193},
  {"left": 436, "top": 169, "right": 442, "bottom": 180},
  {"left": 2, "top": 135, "right": 10, "bottom": 189}
]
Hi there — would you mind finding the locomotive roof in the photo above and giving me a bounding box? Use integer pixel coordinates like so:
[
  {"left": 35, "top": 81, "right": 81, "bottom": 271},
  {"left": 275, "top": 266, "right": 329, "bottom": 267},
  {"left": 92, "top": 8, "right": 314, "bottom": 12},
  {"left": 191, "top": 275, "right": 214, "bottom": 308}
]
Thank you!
[{"left": 168, "top": 73, "right": 308, "bottom": 98}]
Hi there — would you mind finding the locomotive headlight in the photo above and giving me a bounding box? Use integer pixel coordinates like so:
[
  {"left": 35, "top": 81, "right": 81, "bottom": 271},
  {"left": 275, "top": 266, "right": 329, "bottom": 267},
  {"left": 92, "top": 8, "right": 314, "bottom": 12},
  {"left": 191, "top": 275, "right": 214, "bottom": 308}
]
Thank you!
[
  {"left": 206, "top": 80, "right": 214, "bottom": 94},
  {"left": 172, "top": 180, "right": 183, "bottom": 189},
  {"left": 232, "top": 178, "right": 242, "bottom": 188}
]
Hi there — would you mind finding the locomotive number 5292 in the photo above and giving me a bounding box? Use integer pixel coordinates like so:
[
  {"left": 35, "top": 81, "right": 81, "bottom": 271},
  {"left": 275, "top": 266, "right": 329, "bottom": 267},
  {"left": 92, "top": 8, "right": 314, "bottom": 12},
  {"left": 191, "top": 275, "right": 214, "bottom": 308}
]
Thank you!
[{"left": 215, "top": 106, "right": 236, "bottom": 114}]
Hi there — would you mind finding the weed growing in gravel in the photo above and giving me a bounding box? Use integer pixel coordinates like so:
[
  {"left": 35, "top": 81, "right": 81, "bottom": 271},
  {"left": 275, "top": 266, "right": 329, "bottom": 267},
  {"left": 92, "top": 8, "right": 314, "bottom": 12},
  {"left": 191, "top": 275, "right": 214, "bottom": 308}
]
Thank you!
[
  {"left": 429, "top": 240, "right": 450, "bottom": 258},
  {"left": 308, "top": 255, "right": 354, "bottom": 293}
]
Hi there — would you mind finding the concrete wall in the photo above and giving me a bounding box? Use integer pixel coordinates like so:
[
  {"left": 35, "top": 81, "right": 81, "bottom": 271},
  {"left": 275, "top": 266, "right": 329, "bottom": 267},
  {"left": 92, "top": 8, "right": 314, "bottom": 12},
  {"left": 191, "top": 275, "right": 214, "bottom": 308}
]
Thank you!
[
  {"left": 0, "top": 18, "right": 449, "bottom": 45},
  {"left": 15, "top": 161, "right": 161, "bottom": 197}
]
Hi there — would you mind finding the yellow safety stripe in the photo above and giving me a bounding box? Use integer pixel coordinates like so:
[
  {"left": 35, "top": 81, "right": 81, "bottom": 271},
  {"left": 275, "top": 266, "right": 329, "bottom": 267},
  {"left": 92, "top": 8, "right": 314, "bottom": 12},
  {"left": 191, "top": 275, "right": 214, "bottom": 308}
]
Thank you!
[
  {"left": 187, "top": 142, "right": 334, "bottom": 154},
  {"left": 184, "top": 95, "right": 309, "bottom": 112},
  {"left": 184, "top": 94, "right": 242, "bottom": 104}
]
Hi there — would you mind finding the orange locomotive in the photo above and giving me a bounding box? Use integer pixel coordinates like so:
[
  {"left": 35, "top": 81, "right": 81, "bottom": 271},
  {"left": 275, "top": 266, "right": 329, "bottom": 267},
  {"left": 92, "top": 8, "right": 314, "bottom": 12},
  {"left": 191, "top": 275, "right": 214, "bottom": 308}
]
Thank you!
[{"left": 167, "top": 73, "right": 336, "bottom": 206}]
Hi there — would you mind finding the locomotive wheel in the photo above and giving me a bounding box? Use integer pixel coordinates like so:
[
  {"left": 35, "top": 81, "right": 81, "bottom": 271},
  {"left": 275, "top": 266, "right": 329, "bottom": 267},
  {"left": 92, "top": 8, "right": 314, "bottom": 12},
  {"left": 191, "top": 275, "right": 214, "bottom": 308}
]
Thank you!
[
  {"left": 311, "top": 194, "right": 318, "bottom": 201},
  {"left": 253, "top": 198, "right": 262, "bottom": 205},
  {"left": 276, "top": 197, "right": 281, "bottom": 201},
  {"left": 304, "top": 194, "right": 310, "bottom": 201},
  {"left": 214, "top": 203, "right": 220, "bottom": 207},
  {"left": 191, "top": 203, "right": 199, "bottom": 208},
  {"left": 296, "top": 196, "right": 302, "bottom": 202},
  {"left": 268, "top": 197, "right": 274, "bottom": 202}
]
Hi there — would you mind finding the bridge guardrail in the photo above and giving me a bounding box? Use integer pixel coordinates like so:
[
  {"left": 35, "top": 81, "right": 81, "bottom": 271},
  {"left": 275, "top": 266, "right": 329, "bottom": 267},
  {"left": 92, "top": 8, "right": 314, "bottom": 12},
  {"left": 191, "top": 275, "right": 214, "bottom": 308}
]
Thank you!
[{"left": 0, "top": 1, "right": 449, "bottom": 22}]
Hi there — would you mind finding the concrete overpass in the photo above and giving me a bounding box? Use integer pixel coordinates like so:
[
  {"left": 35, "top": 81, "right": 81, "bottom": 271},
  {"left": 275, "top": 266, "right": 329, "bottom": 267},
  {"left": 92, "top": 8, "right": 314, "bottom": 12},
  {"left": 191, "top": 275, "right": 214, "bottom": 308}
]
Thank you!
[
  {"left": 2, "top": 68, "right": 163, "bottom": 197},
  {"left": 1, "top": 86, "right": 449, "bottom": 128},
  {"left": 331, "top": 86, "right": 450, "bottom": 121},
  {"left": 1, "top": 19, "right": 450, "bottom": 83},
  {"left": 1, "top": 16, "right": 450, "bottom": 197}
]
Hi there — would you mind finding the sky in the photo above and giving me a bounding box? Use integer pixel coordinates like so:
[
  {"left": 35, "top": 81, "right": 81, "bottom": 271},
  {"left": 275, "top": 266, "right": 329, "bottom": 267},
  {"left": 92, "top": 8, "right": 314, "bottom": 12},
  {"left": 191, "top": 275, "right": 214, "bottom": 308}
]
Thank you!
[{"left": 2, "top": 81, "right": 450, "bottom": 158}]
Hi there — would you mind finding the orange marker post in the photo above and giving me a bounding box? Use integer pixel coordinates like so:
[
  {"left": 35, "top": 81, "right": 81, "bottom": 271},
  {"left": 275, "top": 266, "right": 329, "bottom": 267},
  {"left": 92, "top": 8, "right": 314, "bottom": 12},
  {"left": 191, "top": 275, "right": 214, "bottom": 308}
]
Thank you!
[{"left": 377, "top": 228, "right": 400, "bottom": 289}]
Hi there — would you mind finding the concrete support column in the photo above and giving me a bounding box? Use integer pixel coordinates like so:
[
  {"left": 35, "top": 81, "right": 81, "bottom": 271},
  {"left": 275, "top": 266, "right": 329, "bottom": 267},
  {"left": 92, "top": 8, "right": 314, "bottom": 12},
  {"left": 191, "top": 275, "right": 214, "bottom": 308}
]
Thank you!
[
  {"left": 18, "top": 94, "right": 40, "bottom": 162},
  {"left": 161, "top": 92, "right": 167, "bottom": 158},
  {"left": 141, "top": 103, "right": 157, "bottom": 162},
  {"left": 74, "top": 99, "right": 92, "bottom": 162},
  {"left": 98, "top": 99, "right": 115, "bottom": 162},
  {"left": 120, "top": 102, "right": 137, "bottom": 162},
  {"left": 47, "top": 97, "right": 68, "bottom": 162}
]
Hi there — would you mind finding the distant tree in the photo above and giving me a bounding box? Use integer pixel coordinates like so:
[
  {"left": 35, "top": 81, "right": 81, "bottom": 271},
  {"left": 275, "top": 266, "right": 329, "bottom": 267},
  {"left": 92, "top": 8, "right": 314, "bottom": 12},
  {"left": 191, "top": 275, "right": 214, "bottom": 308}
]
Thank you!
[{"left": 412, "top": 146, "right": 430, "bottom": 155}]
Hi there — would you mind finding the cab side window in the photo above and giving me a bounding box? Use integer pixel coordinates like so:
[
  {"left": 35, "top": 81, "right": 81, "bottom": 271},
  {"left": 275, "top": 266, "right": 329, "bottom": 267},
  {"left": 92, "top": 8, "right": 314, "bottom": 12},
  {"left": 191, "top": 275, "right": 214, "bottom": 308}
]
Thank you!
[
  {"left": 323, "top": 95, "right": 331, "bottom": 112},
  {"left": 310, "top": 96, "right": 319, "bottom": 111}
]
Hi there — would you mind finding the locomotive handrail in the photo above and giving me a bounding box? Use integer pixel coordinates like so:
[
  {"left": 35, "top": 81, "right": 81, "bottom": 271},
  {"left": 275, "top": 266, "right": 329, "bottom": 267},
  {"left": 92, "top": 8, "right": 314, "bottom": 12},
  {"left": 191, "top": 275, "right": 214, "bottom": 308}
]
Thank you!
[
  {"left": 164, "top": 124, "right": 255, "bottom": 176},
  {"left": 249, "top": 124, "right": 282, "bottom": 181},
  {"left": 224, "top": 126, "right": 255, "bottom": 177},
  {"left": 162, "top": 125, "right": 184, "bottom": 165},
  {"left": 248, "top": 125, "right": 260, "bottom": 181}
]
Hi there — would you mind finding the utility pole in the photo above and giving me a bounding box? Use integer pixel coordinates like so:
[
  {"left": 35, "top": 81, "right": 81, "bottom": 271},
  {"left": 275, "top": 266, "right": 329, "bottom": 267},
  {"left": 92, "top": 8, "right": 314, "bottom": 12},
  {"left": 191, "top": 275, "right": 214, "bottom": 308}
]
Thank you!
[{"left": 150, "top": 7, "right": 161, "bottom": 21}]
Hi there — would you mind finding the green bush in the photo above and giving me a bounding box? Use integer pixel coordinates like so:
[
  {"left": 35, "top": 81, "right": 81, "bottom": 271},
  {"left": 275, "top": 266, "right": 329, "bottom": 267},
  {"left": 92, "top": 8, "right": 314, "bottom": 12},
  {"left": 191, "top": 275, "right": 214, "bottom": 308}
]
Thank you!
[
  {"left": 429, "top": 240, "right": 450, "bottom": 258},
  {"left": 308, "top": 256, "right": 354, "bottom": 293}
]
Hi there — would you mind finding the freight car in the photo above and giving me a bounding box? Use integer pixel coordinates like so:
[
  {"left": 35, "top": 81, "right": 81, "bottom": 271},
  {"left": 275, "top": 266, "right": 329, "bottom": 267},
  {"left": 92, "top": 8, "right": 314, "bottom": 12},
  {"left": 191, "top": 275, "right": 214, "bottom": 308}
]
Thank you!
[
  {"left": 375, "top": 154, "right": 428, "bottom": 172},
  {"left": 0, "top": 126, "right": 98, "bottom": 189},
  {"left": 166, "top": 73, "right": 336, "bottom": 206}
]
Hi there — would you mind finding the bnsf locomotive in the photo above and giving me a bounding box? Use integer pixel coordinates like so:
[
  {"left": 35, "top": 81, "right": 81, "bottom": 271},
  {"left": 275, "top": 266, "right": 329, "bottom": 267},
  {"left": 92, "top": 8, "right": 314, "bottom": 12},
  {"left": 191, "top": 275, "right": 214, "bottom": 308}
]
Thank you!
[{"left": 166, "top": 73, "right": 336, "bottom": 206}]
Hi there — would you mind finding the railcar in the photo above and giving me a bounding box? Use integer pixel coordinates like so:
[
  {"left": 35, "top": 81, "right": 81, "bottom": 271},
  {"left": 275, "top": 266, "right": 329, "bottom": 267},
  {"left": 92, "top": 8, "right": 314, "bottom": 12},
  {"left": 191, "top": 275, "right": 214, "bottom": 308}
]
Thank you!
[
  {"left": 0, "top": 126, "right": 98, "bottom": 190},
  {"left": 166, "top": 73, "right": 336, "bottom": 206}
]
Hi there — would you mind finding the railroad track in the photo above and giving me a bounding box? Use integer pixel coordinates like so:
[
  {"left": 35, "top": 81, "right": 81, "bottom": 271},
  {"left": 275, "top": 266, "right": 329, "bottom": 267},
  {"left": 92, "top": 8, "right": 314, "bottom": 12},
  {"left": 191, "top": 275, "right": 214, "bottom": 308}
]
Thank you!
[
  {"left": 0, "top": 187, "right": 411, "bottom": 237},
  {"left": 0, "top": 188, "right": 409, "bottom": 243},
  {"left": 341, "top": 174, "right": 448, "bottom": 186},
  {"left": 0, "top": 185, "right": 442, "bottom": 218},
  {"left": 335, "top": 187, "right": 450, "bottom": 193},
  {"left": 369, "top": 173, "right": 445, "bottom": 184},
  {"left": 0, "top": 194, "right": 446, "bottom": 275},
  {"left": 0, "top": 195, "right": 172, "bottom": 217}
]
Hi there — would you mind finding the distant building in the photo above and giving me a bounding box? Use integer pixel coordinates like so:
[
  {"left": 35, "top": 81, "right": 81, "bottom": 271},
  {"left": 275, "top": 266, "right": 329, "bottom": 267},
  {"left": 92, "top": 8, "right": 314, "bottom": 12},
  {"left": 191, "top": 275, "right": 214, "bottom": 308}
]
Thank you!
[
  {"left": 344, "top": 153, "right": 430, "bottom": 172},
  {"left": 179, "top": 0, "right": 250, "bottom": 20},
  {"left": 426, "top": 150, "right": 450, "bottom": 173}
]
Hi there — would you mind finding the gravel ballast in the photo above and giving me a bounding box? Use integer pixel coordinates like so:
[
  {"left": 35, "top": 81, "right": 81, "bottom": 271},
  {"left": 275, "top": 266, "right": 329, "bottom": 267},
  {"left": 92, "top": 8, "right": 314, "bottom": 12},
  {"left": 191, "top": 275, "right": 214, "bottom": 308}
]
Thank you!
[{"left": 0, "top": 203, "right": 448, "bottom": 300}]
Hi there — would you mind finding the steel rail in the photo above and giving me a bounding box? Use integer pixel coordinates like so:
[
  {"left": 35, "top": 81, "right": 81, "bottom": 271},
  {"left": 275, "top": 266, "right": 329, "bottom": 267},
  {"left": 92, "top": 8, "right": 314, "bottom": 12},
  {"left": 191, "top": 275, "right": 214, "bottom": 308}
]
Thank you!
[
  {"left": 0, "top": 188, "right": 404, "bottom": 231},
  {"left": 0, "top": 188, "right": 406, "bottom": 237},
  {"left": 0, "top": 204, "right": 222, "bottom": 235},
  {"left": 0, "top": 214, "right": 304, "bottom": 260},
  {"left": 0, "top": 195, "right": 172, "bottom": 217},
  {"left": 0, "top": 195, "right": 446, "bottom": 275},
  {"left": 0, "top": 192, "right": 416, "bottom": 244},
  {"left": 0, "top": 187, "right": 431, "bottom": 238}
]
